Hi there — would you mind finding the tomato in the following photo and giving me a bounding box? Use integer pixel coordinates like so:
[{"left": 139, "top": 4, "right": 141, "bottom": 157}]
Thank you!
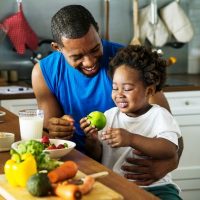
[{"left": 47, "top": 144, "right": 56, "bottom": 150}]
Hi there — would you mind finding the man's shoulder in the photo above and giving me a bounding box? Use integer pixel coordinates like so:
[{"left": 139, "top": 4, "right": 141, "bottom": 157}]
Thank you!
[
  {"left": 102, "top": 39, "right": 124, "bottom": 49},
  {"left": 101, "top": 40, "right": 124, "bottom": 64},
  {"left": 40, "top": 52, "right": 64, "bottom": 65}
]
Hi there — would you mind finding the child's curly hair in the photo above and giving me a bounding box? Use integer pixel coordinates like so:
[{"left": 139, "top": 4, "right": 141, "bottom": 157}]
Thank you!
[{"left": 109, "top": 45, "right": 167, "bottom": 92}]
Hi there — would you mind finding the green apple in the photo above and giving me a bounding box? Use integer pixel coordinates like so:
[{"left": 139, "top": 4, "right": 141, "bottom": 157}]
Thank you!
[{"left": 87, "top": 111, "right": 106, "bottom": 130}]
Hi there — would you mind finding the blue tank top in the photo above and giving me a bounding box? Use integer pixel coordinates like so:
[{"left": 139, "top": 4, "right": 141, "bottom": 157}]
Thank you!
[{"left": 40, "top": 40, "right": 123, "bottom": 152}]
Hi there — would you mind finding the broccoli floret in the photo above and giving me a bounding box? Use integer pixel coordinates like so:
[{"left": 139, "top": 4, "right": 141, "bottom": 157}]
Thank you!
[
  {"left": 37, "top": 153, "right": 60, "bottom": 171},
  {"left": 17, "top": 140, "right": 59, "bottom": 171},
  {"left": 18, "top": 140, "right": 44, "bottom": 157}
]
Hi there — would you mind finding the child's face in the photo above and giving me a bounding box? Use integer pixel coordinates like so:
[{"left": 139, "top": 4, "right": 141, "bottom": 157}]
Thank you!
[{"left": 112, "top": 65, "right": 153, "bottom": 117}]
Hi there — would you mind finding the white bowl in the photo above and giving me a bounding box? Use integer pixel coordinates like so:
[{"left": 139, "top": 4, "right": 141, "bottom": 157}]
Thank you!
[
  {"left": 11, "top": 139, "right": 76, "bottom": 159},
  {"left": 43, "top": 139, "right": 76, "bottom": 159},
  {"left": 0, "top": 132, "right": 15, "bottom": 152}
]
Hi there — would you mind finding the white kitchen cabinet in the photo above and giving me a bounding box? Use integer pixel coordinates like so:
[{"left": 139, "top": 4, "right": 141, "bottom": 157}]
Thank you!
[
  {"left": 0, "top": 99, "right": 38, "bottom": 116},
  {"left": 165, "top": 91, "right": 200, "bottom": 200}
]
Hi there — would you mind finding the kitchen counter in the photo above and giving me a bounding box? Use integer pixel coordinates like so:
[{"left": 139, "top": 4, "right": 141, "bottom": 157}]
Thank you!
[
  {"left": 166, "top": 74, "right": 200, "bottom": 86},
  {"left": 0, "top": 92, "right": 35, "bottom": 100},
  {"left": 164, "top": 74, "right": 200, "bottom": 92},
  {"left": 0, "top": 74, "right": 200, "bottom": 100},
  {"left": 0, "top": 81, "right": 35, "bottom": 100}
]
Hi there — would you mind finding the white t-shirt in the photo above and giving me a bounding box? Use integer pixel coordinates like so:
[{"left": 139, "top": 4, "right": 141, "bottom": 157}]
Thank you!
[{"left": 100, "top": 104, "right": 181, "bottom": 188}]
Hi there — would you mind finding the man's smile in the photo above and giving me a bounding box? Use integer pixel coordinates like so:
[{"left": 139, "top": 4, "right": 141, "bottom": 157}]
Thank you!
[{"left": 80, "top": 63, "right": 99, "bottom": 76}]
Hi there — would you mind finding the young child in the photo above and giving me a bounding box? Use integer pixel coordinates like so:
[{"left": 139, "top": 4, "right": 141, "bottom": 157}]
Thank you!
[{"left": 81, "top": 45, "right": 182, "bottom": 200}]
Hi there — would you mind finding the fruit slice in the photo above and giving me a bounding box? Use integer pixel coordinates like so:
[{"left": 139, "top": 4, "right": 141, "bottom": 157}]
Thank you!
[{"left": 47, "top": 144, "right": 56, "bottom": 150}]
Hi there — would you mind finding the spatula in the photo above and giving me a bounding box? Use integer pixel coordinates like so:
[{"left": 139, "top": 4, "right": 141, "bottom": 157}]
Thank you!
[
  {"left": 68, "top": 171, "right": 109, "bottom": 185},
  {"left": 88, "top": 171, "right": 109, "bottom": 179},
  {"left": 130, "top": 0, "right": 141, "bottom": 45}
]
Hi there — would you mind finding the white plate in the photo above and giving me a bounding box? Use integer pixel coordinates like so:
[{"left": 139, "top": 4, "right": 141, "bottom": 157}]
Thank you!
[
  {"left": 11, "top": 139, "right": 76, "bottom": 159},
  {"left": 0, "top": 132, "right": 15, "bottom": 152}
]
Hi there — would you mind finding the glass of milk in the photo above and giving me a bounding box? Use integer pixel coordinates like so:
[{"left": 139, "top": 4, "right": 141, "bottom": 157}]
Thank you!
[{"left": 18, "top": 109, "right": 44, "bottom": 140}]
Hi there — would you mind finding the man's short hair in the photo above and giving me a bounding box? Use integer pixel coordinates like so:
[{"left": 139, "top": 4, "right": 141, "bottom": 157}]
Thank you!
[{"left": 51, "top": 5, "right": 99, "bottom": 46}]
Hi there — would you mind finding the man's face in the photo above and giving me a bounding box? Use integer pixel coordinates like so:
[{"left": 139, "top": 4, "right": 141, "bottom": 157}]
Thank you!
[{"left": 59, "top": 26, "right": 103, "bottom": 77}]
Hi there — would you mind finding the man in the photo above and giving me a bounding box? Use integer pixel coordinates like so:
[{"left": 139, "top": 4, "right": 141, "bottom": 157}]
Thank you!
[{"left": 32, "top": 5, "right": 183, "bottom": 186}]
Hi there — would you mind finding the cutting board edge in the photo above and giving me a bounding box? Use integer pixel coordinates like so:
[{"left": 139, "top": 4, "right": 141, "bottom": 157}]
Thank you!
[
  {"left": 0, "top": 174, "right": 124, "bottom": 200},
  {"left": 0, "top": 186, "right": 16, "bottom": 200}
]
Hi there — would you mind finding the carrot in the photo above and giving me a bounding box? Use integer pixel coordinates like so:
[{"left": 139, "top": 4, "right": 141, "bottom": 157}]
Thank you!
[
  {"left": 48, "top": 161, "right": 78, "bottom": 183},
  {"left": 78, "top": 176, "right": 95, "bottom": 195},
  {"left": 54, "top": 184, "right": 82, "bottom": 200}
]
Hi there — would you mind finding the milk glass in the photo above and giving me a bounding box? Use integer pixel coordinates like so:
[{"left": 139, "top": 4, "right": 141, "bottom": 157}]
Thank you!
[{"left": 18, "top": 109, "right": 44, "bottom": 140}]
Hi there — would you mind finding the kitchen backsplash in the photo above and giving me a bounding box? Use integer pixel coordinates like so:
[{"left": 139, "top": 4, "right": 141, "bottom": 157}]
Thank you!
[{"left": 0, "top": 0, "right": 199, "bottom": 81}]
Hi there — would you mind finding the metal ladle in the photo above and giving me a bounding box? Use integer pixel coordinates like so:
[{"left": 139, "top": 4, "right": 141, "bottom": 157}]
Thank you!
[
  {"left": 150, "top": 1, "right": 177, "bottom": 66},
  {"left": 150, "top": 0, "right": 163, "bottom": 55}
]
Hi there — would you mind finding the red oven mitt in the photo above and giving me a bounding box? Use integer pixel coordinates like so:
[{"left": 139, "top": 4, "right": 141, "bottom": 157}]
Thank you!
[{"left": 1, "top": 3, "right": 38, "bottom": 54}]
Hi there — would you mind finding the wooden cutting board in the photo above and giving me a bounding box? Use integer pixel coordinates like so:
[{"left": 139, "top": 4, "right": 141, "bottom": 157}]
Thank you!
[{"left": 0, "top": 171, "right": 124, "bottom": 200}]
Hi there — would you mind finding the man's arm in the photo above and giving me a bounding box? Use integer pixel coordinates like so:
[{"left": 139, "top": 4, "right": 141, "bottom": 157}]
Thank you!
[
  {"left": 32, "top": 63, "right": 78, "bottom": 139},
  {"left": 32, "top": 63, "right": 63, "bottom": 129},
  {"left": 149, "top": 90, "right": 183, "bottom": 159},
  {"left": 149, "top": 90, "right": 171, "bottom": 112},
  {"left": 177, "top": 136, "right": 184, "bottom": 159},
  {"left": 85, "top": 137, "right": 102, "bottom": 161}
]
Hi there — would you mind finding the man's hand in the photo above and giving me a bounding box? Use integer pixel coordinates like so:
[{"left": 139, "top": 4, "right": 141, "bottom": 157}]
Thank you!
[
  {"left": 47, "top": 115, "right": 75, "bottom": 139},
  {"left": 121, "top": 149, "right": 178, "bottom": 186}
]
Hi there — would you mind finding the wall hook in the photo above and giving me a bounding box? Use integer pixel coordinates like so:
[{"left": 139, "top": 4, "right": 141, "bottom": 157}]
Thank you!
[{"left": 16, "top": 0, "right": 22, "bottom": 11}]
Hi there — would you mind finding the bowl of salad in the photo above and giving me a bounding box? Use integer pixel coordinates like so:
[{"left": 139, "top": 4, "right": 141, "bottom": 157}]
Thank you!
[{"left": 11, "top": 136, "right": 76, "bottom": 159}]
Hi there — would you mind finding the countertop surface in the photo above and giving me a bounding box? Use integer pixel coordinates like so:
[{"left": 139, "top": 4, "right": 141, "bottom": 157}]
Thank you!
[
  {"left": 0, "top": 74, "right": 200, "bottom": 100},
  {"left": 0, "top": 81, "right": 35, "bottom": 100},
  {"left": 164, "top": 74, "right": 200, "bottom": 92}
]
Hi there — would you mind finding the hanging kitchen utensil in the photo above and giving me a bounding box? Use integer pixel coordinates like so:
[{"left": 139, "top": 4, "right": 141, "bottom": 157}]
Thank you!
[
  {"left": 150, "top": 0, "right": 157, "bottom": 47},
  {"left": 165, "top": 38, "right": 185, "bottom": 49},
  {"left": 104, "top": 0, "right": 110, "bottom": 41},
  {"left": 0, "top": 0, "right": 38, "bottom": 54},
  {"left": 160, "top": 0, "right": 194, "bottom": 44},
  {"left": 149, "top": 0, "right": 164, "bottom": 55},
  {"left": 139, "top": 4, "right": 169, "bottom": 48},
  {"left": 130, "top": 0, "right": 141, "bottom": 45}
]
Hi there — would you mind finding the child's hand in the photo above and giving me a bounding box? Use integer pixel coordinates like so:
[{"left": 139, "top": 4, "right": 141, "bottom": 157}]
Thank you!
[
  {"left": 100, "top": 127, "right": 131, "bottom": 147},
  {"left": 80, "top": 117, "right": 98, "bottom": 139}
]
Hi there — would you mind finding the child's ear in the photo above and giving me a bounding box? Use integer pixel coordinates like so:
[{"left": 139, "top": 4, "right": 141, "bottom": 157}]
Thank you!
[{"left": 146, "top": 85, "right": 156, "bottom": 98}]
